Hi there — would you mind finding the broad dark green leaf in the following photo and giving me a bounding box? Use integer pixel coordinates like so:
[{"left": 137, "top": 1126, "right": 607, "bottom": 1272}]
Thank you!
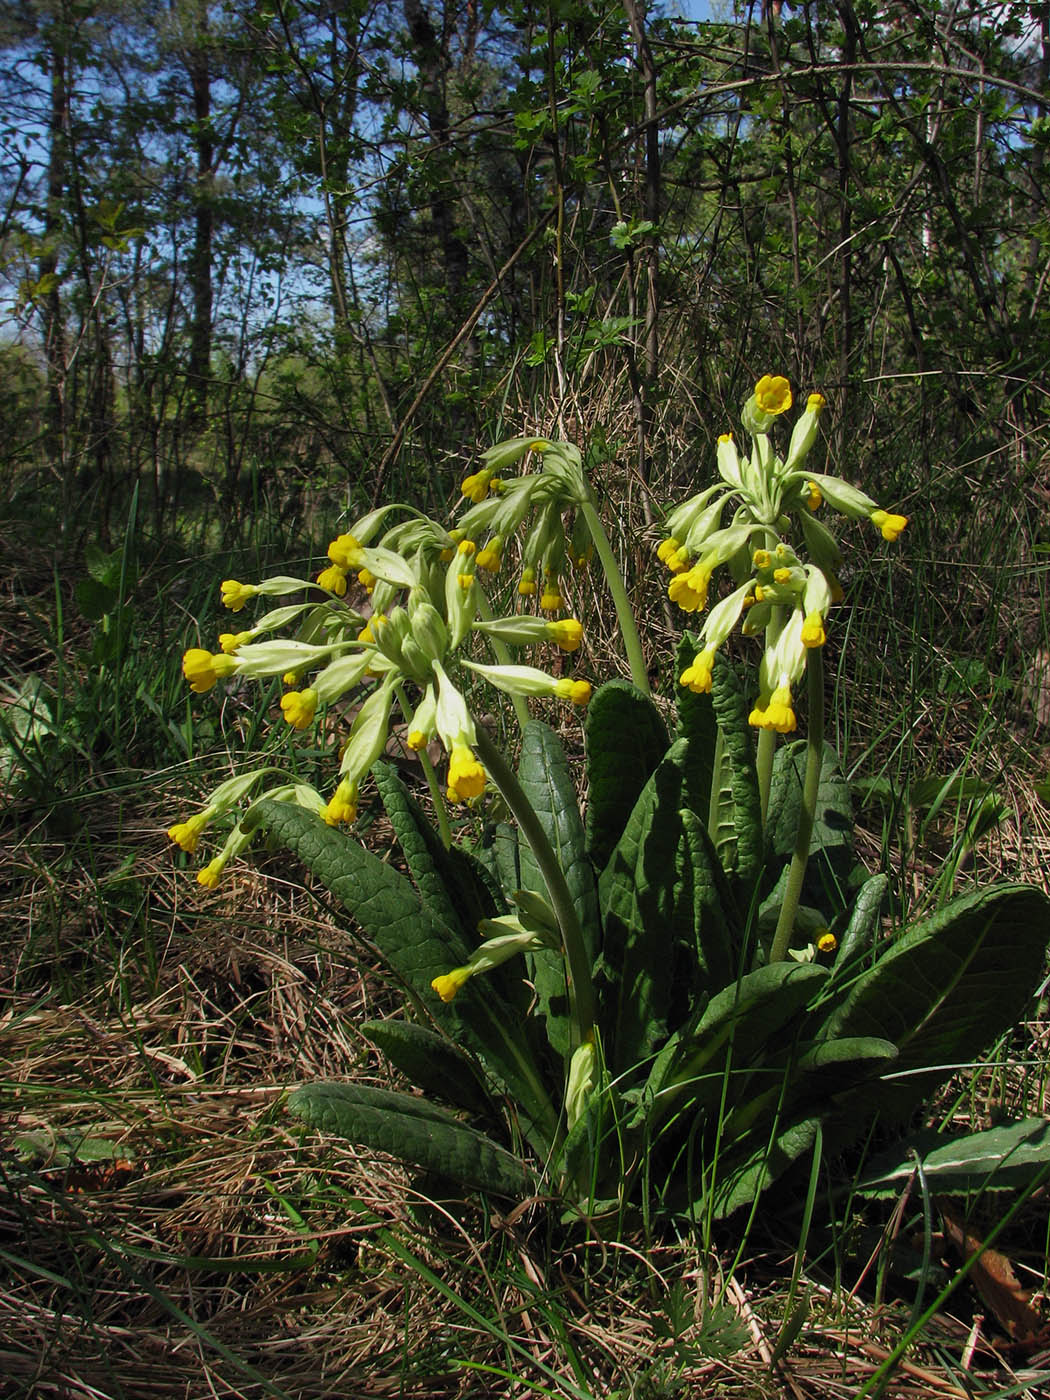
[
  {"left": 829, "top": 873, "right": 889, "bottom": 978},
  {"left": 372, "top": 760, "right": 504, "bottom": 940},
  {"left": 674, "top": 630, "right": 719, "bottom": 819},
  {"left": 584, "top": 679, "right": 669, "bottom": 871},
  {"left": 855, "top": 1117, "right": 1050, "bottom": 1196},
  {"left": 252, "top": 800, "right": 559, "bottom": 1152},
  {"left": 708, "top": 660, "right": 762, "bottom": 890},
  {"left": 708, "top": 1116, "right": 822, "bottom": 1219},
  {"left": 597, "top": 741, "right": 698, "bottom": 1076},
  {"left": 765, "top": 740, "right": 855, "bottom": 914},
  {"left": 360, "top": 1018, "right": 492, "bottom": 1115},
  {"left": 515, "top": 721, "right": 600, "bottom": 1056},
  {"left": 819, "top": 882, "right": 1050, "bottom": 1124},
  {"left": 288, "top": 1082, "right": 531, "bottom": 1196}
]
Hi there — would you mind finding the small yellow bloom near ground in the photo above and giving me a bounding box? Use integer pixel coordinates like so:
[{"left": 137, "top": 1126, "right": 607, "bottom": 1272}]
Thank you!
[
  {"left": 801, "top": 612, "right": 826, "bottom": 648},
  {"left": 221, "top": 580, "right": 256, "bottom": 611},
  {"left": 816, "top": 929, "right": 838, "bottom": 955},
  {"left": 755, "top": 374, "right": 793, "bottom": 416},
  {"left": 871, "top": 509, "right": 908, "bottom": 542},
  {"left": 197, "top": 859, "right": 224, "bottom": 889},
  {"left": 324, "top": 779, "right": 358, "bottom": 826},
  {"left": 280, "top": 688, "right": 318, "bottom": 730},
  {"left": 546, "top": 618, "right": 583, "bottom": 652},
  {"left": 316, "top": 564, "right": 348, "bottom": 595},
  {"left": 182, "top": 648, "right": 238, "bottom": 693},
  {"left": 554, "top": 679, "right": 592, "bottom": 705},
  {"left": 431, "top": 966, "right": 472, "bottom": 1002},
  {"left": 448, "top": 743, "right": 486, "bottom": 800},
  {"left": 167, "top": 813, "right": 209, "bottom": 853},
  {"left": 680, "top": 647, "right": 716, "bottom": 694},
  {"left": 668, "top": 565, "right": 710, "bottom": 613}
]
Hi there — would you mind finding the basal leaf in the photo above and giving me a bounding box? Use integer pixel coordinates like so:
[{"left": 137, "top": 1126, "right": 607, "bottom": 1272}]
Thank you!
[
  {"left": 829, "top": 873, "right": 889, "bottom": 980},
  {"left": 288, "top": 1082, "right": 531, "bottom": 1196},
  {"left": 597, "top": 741, "right": 698, "bottom": 1076},
  {"left": 515, "top": 721, "right": 600, "bottom": 1056},
  {"left": 766, "top": 741, "right": 855, "bottom": 915},
  {"left": 372, "top": 761, "right": 504, "bottom": 940},
  {"left": 855, "top": 1117, "right": 1050, "bottom": 1196},
  {"left": 819, "top": 882, "right": 1050, "bottom": 1125},
  {"left": 584, "top": 679, "right": 669, "bottom": 871},
  {"left": 709, "top": 660, "right": 762, "bottom": 890},
  {"left": 674, "top": 631, "right": 719, "bottom": 819},
  {"left": 253, "top": 800, "right": 559, "bottom": 1152},
  {"left": 360, "top": 1018, "right": 492, "bottom": 1116},
  {"left": 708, "top": 1116, "right": 822, "bottom": 1219}
]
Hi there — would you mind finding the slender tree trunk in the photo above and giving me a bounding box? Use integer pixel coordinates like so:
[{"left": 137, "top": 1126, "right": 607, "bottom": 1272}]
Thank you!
[{"left": 186, "top": 1, "right": 213, "bottom": 430}]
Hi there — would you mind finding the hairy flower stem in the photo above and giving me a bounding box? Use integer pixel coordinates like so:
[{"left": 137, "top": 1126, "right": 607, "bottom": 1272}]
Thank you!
[
  {"left": 769, "top": 647, "right": 825, "bottom": 963},
  {"left": 393, "top": 682, "right": 452, "bottom": 850},
  {"left": 474, "top": 726, "right": 596, "bottom": 1050},
  {"left": 577, "top": 491, "right": 650, "bottom": 696}
]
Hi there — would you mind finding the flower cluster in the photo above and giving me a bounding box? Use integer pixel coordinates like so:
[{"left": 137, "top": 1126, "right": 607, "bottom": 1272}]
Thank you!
[
  {"left": 660, "top": 377, "right": 907, "bottom": 732},
  {"left": 170, "top": 485, "right": 593, "bottom": 885}
]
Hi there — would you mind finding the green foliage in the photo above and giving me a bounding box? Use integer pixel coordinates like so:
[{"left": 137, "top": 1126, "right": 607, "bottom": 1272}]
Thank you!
[{"left": 266, "top": 663, "right": 1050, "bottom": 1219}]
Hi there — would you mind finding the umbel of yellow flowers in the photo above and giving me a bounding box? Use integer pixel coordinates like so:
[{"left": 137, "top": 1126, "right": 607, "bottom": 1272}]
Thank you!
[
  {"left": 169, "top": 488, "right": 594, "bottom": 888},
  {"left": 659, "top": 376, "right": 907, "bottom": 734}
]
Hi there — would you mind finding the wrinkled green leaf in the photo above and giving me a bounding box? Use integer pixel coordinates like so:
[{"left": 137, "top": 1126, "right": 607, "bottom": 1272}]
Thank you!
[
  {"left": 855, "top": 1117, "right": 1050, "bottom": 1195},
  {"left": 252, "top": 801, "right": 558, "bottom": 1152},
  {"left": 819, "top": 882, "right": 1050, "bottom": 1124},
  {"left": 360, "top": 1018, "right": 492, "bottom": 1115},
  {"left": 766, "top": 741, "right": 855, "bottom": 914},
  {"left": 584, "top": 680, "right": 668, "bottom": 871},
  {"left": 708, "top": 660, "right": 762, "bottom": 890},
  {"left": 515, "top": 721, "right": 599, "bottom": 1055},
  {"left": 288, "top": 1083, "right": 530, "bottom": 1196}
]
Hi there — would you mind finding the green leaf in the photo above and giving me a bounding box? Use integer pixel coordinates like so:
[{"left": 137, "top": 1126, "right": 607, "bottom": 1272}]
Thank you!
[
  {"left": 709, "top": 660, "right": 762, "bottom": 890},
  {"left": 675, "top": 631, "right": 720, "bottom": 819},
  {"left": 371, "top": 761, "right": 504, "bottom": 940},
  {"left": 644, "top": 962, "right": 829, "bottom": 1125},
  {"left": 829, "top": 873, "right": 889, "bottom": 977},
  {"left": 360, "top": 1019, "right": 493, "bottom": 1116},
  {"left": 584, "top": 680, "right": 668, "bottom": 871},
  {"left": 819, "top": 882, "right": 1050, "bottom": 1124},
  {"left": 766, "top": 741, "right": 855, "bottom": 914},
  {"left": 287, "top": 1083, "right": 531, "bottom": 1196},
  {"left": 252, "top": 801, "right": 559, "bottom": 1152},
  {"left": 855, "top": 1117, "right": 1050, "bottom": 1196},
  {"left": 597, "top": 741, "right": 700, "bottom": 1076},
  {"left": 708, "top": 1116, "right": 822, "bottom": 1219},
  {"left": 515, "top": 721, "right": 600, "bottom": 1056}
]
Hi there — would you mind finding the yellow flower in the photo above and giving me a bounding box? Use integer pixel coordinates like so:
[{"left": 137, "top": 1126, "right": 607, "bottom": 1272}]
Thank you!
[
  {"left": 755, "top": 374, "right": 792, "bottom": 416},
  {"left": 518, "top": 567, "right": 537, "bottom": 596},
  {"left": 197, "top": 859, "right": 223, "bottom": 889},
  {"left": 668, "top": 565, "right": 710, "bottom": 613},
  {"left": 871, "top": 509, "right": 908, "bottom": 542},
  {"left": 323, "top": 780, "right": 358, "bottom": 826},
  {"left": 328, "top": 533, "right": 363, "bottom": 569},
  {"left": 280, "top": 688, "right": 318, "bottom": 731},
  {"left": 357, "top": 567, "right": 376, "bottom": 592},
  {"left": 753, "top": 549, "right": 772, "bottom": 571},
  {"left": 476, "top": 537, "right": 503, "bottom": 572},
  {"left": 546, "top": 618, "right": 583, "bottom": 652},
  {"left": 218, "top": 631, "right": 251, "bottom": 654},
  {"left": 457, "top": 538, "right": 476, "bottom": 557},
  {"left": 220, "top": 579, "right": 256, "bottom": 612},
  {"left": 816, "top": 929, "right": 838, "bottom": 955},
  {"left": 804, "top": 481, "right": 823, "bottom": 511},
  {"left": 807, "top": 392, "right": 826, "bottom": 411},
  {"left": 680, "top": 647, "right": 716, "bottom": 694},
  {"left": 316, "top": 564, "right": 348, "bottom": 595},
  {"left": 431, "top": 966, "right": 472, "bottom": 1003},
  {"left": 539, "top": 579, "right": 564, "bottom": 613},
  {"left": 182, "top": 648, "right": 238, "bottom": 693},
  {"left": 407, "top": 729, "right": 428, "bottom": 751},
  {"left": 167, "top": 813, "right": 209, "bottom": 853},
  {"left": 460, "top": 469, "right": 494, "bottom": 504},
  {"left": 448, "top": 743, "right": 486, "bottom": 800},
  {"left": 553, "top": 679, "right": 592, "bottom": 705},
  {"left": 749, "top": 683, "right": 797, "bottom": 734},
  {"left": 801, "top": 612, "right": 826, "bottom": 648},
  {"left": 657, "top": 537, "right": 680, "bottom": 566}
]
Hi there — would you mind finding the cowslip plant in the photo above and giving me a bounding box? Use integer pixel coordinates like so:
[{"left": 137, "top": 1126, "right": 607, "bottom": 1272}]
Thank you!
[{"left": 166, "top": 379, "right": 1050, "bottom": 1220}]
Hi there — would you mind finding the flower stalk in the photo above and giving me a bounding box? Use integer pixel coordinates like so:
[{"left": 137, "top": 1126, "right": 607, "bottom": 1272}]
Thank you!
[
  {"left": 769, "top": 645, "right": 825, "bottom": 964},
  {"left": 577, "top": 489, "right": 651, "bottom": 696}
]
